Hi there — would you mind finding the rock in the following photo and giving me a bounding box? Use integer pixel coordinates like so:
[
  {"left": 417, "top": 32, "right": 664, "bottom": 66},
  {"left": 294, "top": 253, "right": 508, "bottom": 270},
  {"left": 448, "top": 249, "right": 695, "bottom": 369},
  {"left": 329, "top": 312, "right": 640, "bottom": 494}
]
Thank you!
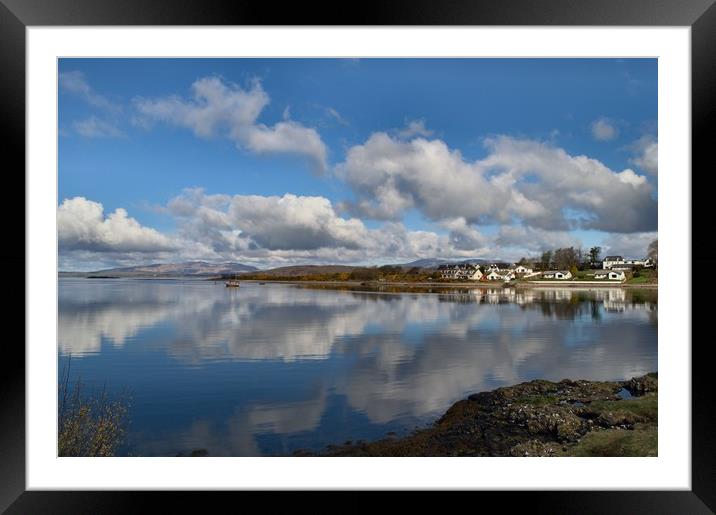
[
  {"left": 624, "top": 374, "right": 658, "bottom": 396},
  {"left": 509, "top": 439, "right": 557, "bottom": 457},
  {"left": 594, "top": 409, "right": 645, "bottom": 429}
]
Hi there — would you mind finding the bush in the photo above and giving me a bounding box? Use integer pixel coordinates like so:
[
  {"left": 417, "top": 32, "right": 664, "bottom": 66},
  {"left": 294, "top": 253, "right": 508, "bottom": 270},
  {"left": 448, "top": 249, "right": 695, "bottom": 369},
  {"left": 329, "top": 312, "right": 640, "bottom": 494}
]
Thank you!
[
  {"left": 348, "top": 268, "right": 379, "bottom": 281},
  {"left": 58, "top": 358, "right": 130, "bottom": 457}
]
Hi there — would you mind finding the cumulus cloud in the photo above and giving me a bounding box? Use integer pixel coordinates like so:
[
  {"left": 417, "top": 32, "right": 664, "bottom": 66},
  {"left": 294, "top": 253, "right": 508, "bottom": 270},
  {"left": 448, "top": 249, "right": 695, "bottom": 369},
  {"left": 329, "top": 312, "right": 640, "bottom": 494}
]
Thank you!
[
  {"left": 441, "top": 218, "right": 489, "bottom": 251},
  {"left": 58, "top": 197, "right": 177, "bottom": 253},
  {"left": 591, "top": 117, "right": 618, "bottom": 141},
  {"left": 336, "top": 133, "right": 657, "bottom": 233},
  {"left": 166, "top": 189, "right": 459, "bottom": 263},
  {"left": 72, "top": 116, "right": 124, "bottom": 138},
  {"left": 496, "top": 225, "right": 580, "bottom": 254},
  {"left": 629, "top": 135, "right": 658, "bottom": 175},
  {"left": 134, "top": 76, "right": 328, "bottom": 171},
  {"left": 600, "top": 231, "right": 658, "bottom": 259}
]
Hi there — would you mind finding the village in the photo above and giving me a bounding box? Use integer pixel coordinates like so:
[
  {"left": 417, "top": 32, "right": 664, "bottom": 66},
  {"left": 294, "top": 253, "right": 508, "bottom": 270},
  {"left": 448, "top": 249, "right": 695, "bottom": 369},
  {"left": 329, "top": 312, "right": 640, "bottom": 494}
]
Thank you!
[{"left": 437, "top": 255, "right": 656, "bottom": 284}]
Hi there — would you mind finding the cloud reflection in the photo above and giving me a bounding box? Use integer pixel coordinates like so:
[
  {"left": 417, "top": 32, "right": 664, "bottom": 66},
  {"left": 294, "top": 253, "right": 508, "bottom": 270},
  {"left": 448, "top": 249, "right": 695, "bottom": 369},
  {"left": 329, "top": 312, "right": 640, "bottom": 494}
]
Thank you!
[{"left": 59, "top": 280, "right": 657, "bottom": 455}]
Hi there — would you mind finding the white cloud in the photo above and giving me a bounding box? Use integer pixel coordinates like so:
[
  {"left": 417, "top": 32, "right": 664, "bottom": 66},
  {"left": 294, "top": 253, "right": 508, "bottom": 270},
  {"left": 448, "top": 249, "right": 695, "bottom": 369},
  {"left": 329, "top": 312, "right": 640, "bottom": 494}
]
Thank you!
[
  {"left": 134, "top": 76, "right": 328, "bottom": 171},
  {"left": 441, "top": 218, "right": 489, "bottom": 251},
  {"left": 59, "top": 71, "right": 120, "bottom": 113},
  {"left": 337, "top": 133, "right": 657, "bottom": 233},
  {"left": 591, "top": 117, "right": 618, "bottom": 141},
  {"left": 496, "top": 226, "right": 580, "bottom": 254},
  {"left": 600, "top": 231, "right": 658, "bottom": 259},
  {"left": 326, "top": 107, "right": 349, "bottom": 126},
  {"left": 629, "top": 135, "right": 658, "bottom": 175},
  {"left": 398, "top": 119, "right": 433, "bottom": 139},
  {"left": 72, "top": 116, "right": 124, "bottom": 138},
  {"left": 162, "top": 189, "right": 520, "bottom": 266},
  {"left": 58, "top": 197, "right": 177, "bottom": 253}
]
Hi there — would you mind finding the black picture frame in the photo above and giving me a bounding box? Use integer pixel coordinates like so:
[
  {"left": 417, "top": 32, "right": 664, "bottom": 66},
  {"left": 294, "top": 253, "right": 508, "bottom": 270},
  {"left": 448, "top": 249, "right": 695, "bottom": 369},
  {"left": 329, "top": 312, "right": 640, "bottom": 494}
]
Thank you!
[{"left": 2, "top": 0, "right": 713, "bottom": 511}]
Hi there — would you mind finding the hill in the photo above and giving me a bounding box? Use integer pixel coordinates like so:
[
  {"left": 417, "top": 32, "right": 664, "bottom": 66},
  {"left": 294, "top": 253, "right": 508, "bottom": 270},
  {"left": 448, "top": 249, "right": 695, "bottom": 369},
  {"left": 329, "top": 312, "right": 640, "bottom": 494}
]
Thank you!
[
  {"left": 238, "top": 265, "right": 357, "bottom": 277},
  {"left": 60, "top": 261, "right": 258, "bottom": 278}
]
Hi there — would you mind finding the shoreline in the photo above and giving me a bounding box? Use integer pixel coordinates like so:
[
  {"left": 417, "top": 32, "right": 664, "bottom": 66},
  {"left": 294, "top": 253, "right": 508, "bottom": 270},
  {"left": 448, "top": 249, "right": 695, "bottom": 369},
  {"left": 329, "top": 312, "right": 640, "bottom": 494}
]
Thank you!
[
  {"left": 310, "top": 373, "right": 658, "bottom": 457},
  {"left": 237, "top": 278, "right": 658, "bottom": 290}
]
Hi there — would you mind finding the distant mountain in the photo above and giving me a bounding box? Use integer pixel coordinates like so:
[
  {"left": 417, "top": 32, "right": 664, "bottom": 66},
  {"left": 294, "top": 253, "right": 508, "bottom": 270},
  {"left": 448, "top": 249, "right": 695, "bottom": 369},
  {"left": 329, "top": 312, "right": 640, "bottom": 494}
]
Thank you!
[
  {"left": 243, "top": 265, "right": 358, "bottom": 277},
  {"left": 394, "top": 258, "right": 493, "bottom": 270},
  {"left": 61, "top": 261, "right": 259, "bottom": 278}
]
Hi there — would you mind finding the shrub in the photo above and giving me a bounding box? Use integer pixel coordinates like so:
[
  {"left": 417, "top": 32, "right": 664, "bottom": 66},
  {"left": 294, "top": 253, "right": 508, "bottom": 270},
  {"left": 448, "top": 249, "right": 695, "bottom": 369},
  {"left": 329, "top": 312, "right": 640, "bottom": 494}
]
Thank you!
[{"left": 58, "top": 358, "right": 130, "bottom": 457}]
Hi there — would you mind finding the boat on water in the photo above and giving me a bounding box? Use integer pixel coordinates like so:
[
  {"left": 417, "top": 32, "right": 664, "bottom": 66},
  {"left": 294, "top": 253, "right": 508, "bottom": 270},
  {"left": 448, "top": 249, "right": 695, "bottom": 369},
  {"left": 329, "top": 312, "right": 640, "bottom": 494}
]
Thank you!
[{"left": 225, "top": 280, "right": 241, "bottom": 288}]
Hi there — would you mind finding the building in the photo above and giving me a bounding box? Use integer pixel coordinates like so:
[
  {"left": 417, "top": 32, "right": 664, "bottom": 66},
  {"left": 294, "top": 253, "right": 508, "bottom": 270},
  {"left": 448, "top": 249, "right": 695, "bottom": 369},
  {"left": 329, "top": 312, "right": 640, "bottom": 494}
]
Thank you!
[
  {"left": 486, "top": 269, "right": 515, "bottom": 281},
  {"left": 542, "top": 270, "right": 572, "bottom": 280},
  {"left": 602, "top": 256, "right": 624, "bottom": 269},
  {"left": 514, "top": 265, "right": 533, "bottom": 274},
  {"left": 603, "top": 256, "right": 654, "bottom": 270},
  {"left": 438, "top": 264, "right": 483, "bottom": 281},
  {"left": 595, "top": 270, "right": 625, "bottom": 280},
  {"left": 485, "top": 270, "right": 502, "bottom": 281}
]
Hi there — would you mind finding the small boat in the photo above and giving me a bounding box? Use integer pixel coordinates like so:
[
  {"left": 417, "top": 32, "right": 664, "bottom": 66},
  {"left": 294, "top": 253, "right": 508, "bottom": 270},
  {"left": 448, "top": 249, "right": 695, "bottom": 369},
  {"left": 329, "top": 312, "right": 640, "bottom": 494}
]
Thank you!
[{"left": 225, "top": 280, "right": 241, "bottom": 288}]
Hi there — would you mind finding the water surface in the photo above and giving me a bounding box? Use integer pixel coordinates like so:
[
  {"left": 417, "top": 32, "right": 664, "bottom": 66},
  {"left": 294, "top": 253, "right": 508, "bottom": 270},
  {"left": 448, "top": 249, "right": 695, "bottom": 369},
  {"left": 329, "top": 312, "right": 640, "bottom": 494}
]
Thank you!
[{"left": 58, "top": 279, "right": 657, "bottom": 456}]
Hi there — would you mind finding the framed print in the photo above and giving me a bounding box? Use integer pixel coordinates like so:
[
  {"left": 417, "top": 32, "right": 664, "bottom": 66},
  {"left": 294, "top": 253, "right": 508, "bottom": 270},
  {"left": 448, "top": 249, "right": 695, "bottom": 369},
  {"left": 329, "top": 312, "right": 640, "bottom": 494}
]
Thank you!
[{"left": 3, "top": 0, "right": 715, "bottom": 511}]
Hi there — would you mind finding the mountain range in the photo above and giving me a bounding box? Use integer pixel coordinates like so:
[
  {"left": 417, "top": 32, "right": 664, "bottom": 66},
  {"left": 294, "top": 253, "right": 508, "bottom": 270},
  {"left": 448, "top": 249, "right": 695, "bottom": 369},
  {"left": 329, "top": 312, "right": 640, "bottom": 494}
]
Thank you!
[
  {"left": 59, "top": 261, "right": 258, "bottom": 278},
  {"left": 59, "top": 258, "right": 510, "bottom": 278}
]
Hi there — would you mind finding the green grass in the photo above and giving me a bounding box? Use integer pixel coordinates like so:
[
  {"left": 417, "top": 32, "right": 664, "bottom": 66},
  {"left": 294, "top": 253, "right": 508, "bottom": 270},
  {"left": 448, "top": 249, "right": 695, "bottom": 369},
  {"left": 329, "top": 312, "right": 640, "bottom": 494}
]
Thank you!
[
  {"left": 566, "top": 424, "right": 657, "bottom": 456},
  {"left": 588, "top": 393, "right": 658, "bottom": 421},
  {"left": 566, "top": 392, "right": 658, "bottom": 456},
  {"left": 626, "top": 275, "right": 651, "bottom": 284}
]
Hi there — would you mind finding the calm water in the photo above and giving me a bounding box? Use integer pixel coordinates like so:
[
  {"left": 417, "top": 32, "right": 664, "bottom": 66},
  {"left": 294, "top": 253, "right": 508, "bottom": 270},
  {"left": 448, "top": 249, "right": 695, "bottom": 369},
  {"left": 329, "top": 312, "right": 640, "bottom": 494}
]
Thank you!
[{"left": 58, "top": 278, "right": 657, "bottom": 456}]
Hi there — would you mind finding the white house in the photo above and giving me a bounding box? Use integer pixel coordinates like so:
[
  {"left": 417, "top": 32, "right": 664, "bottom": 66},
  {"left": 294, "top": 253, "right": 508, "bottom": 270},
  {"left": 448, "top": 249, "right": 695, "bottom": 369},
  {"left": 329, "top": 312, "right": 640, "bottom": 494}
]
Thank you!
[
  {"left": 514, "top": 265, "right": 533, "bottom": 274},
  {"left": 502, "top": 270, "right": 516, "bottom": 281},
  {"left": 468, "top": 268, "right": 483, "bottom": 281},
  {"left": 542, "top": 270, "right": 572, "bottom": 280},
  {"left": 485, "top": 270, "right": 503, "bottom": 281},
  {"left": 602, "top": 256, "right": 624, "bottom": 269},
  {"left": 438, "top": 264, "right": 483, "bottom": 281},
  {"left": 603, "top": 256, "right": 654, "bottom": 270},
  {"left": 486, "top": 269, "right": 515, "bottom": 281},
  {"left": 595, "top": 271, "right": 625, "bottom": 280}
]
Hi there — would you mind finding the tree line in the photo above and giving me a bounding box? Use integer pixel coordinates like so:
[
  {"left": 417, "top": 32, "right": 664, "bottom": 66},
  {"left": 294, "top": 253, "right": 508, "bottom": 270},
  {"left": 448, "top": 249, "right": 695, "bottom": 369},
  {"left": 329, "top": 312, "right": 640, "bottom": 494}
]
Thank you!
[{"left": 518, "top": 239, "right": 657, "bottom": 272}]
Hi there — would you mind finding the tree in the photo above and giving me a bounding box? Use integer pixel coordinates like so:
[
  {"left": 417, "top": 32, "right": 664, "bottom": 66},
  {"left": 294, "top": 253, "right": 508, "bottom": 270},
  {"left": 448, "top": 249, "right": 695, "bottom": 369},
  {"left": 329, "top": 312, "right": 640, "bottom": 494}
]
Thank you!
[
  {"left": 589, "top": 246, "right": 602, "bottom": 265},
  {"left": 647, "top": 239, "right": 658, "bottom": 267},
  {"left": 554, "top": 247, "right": 579, "bottom": 270},
  {"left": 540, "top": 250, "right": 552, "bottom": 270}
]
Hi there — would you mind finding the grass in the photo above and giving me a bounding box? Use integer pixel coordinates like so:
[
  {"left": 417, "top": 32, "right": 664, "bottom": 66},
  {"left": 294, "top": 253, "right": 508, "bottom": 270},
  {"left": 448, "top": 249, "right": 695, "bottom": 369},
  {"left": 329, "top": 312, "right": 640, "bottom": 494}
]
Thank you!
[
  {"left": 58, "top": 357, "right": 131, "bottom": 457},
  {"left": 587, "top": 393, "right": 658, "bottom": 420},
  {"left": 626, "top": 275, "right": 652, "bottom": 284},
  {"left": 566, "top": 425, "right": 657, "bottom": 456},
  {"left": 565, "top": 392, "right": 657, "bottom": 457}
]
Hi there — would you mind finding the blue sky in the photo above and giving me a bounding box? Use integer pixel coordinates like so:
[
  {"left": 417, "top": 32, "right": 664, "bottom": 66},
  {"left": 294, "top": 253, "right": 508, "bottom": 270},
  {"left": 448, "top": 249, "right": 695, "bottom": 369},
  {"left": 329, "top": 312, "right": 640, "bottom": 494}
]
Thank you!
[{"left": 58, "top": 58, "right": 657, "bottom": 271}]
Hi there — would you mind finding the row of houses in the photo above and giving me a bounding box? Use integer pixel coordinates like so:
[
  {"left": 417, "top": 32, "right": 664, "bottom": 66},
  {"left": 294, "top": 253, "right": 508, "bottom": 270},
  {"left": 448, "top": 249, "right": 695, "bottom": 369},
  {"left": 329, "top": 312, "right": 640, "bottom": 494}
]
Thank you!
[
  {"left": 438, "top": 263, "right": 626, "bottom": 282},
  {"left": 438, "top": 263, "right": 533, "bottom": 282}
]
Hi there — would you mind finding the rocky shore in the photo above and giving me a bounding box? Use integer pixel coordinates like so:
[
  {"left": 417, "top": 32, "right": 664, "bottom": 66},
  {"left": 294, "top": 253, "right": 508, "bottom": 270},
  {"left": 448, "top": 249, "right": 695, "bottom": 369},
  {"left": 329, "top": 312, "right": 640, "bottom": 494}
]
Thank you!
[{"left": 319, "top": 373, "right": 658, "bottom": 457}]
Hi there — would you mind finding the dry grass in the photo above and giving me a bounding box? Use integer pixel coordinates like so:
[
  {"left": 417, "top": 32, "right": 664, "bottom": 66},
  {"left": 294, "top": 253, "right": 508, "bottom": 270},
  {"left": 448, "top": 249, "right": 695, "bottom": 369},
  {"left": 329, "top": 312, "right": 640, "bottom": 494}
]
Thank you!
[{"left": 58, "top": 357, "right": 130, "bottom": 457}]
